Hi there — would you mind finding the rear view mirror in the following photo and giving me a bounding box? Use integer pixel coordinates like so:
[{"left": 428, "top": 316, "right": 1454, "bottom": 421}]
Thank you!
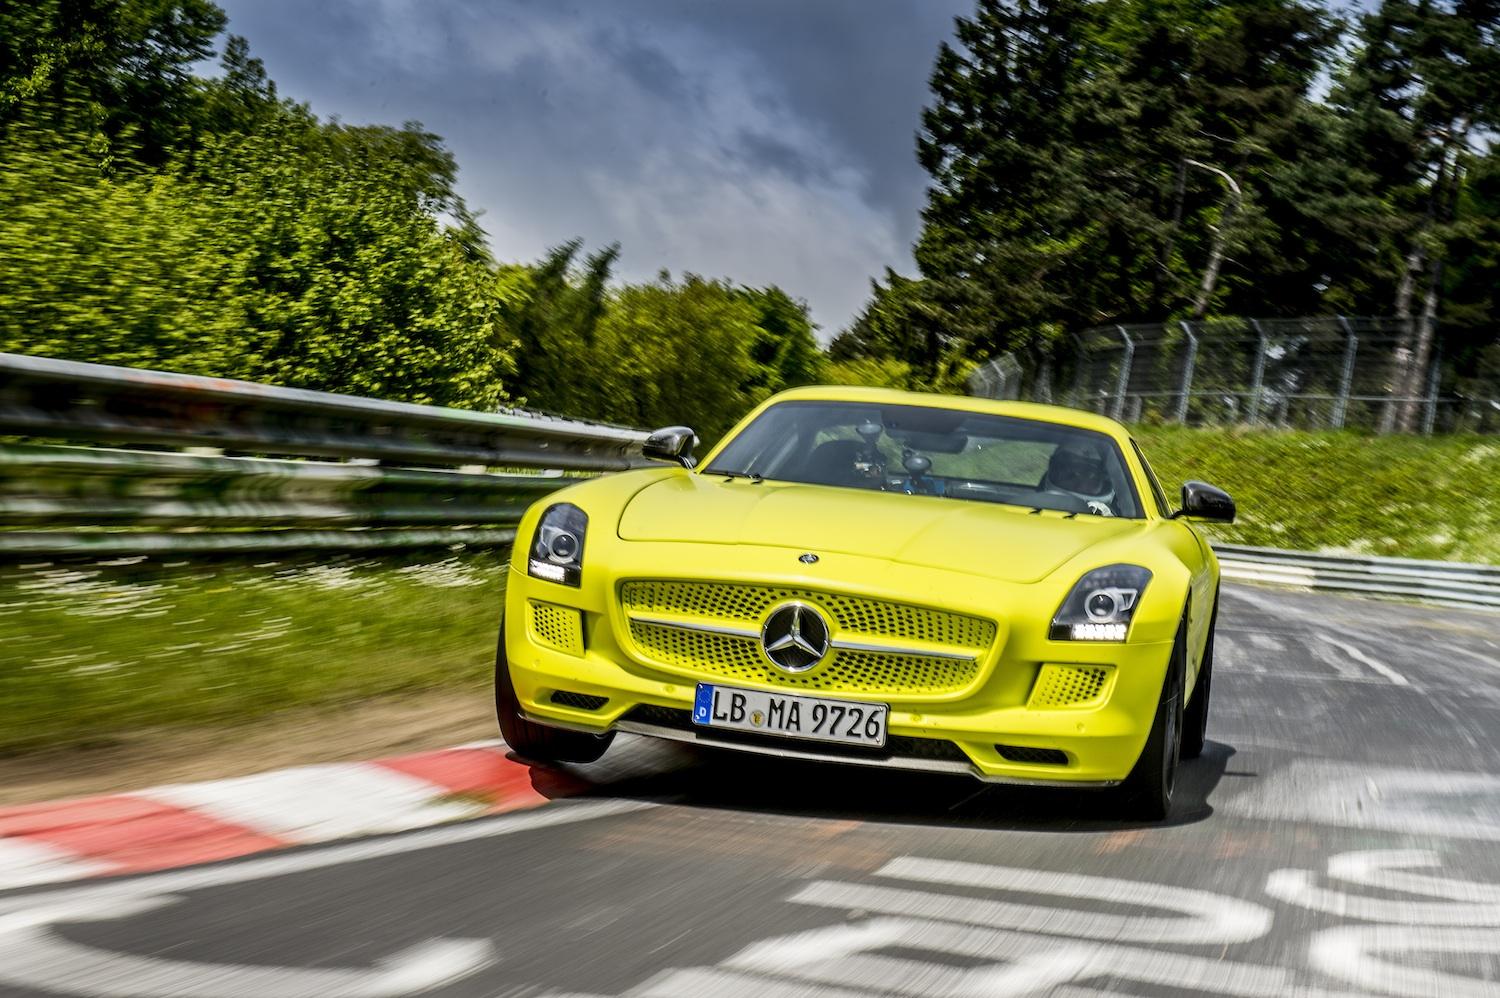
[
  {"left": 642, "top": 425, "right": 698, "bottom": 468},
  {"left": 1173, "top": 481, "right": 1236, "bottom": 523}
]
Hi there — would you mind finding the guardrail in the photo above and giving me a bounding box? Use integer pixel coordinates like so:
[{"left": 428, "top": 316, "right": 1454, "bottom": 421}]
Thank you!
[
  {"left": 1215, "top": 544, "right": 1500, "bottom": 611},
  {"left": 0, "top": 352, "right": 648, "bottom": 555},
  {"left": 0, "top": 352, "right": 647, "bottom": 470},
  {"left": 2, "top": 353, "right": 1496, "bottom": 613}
]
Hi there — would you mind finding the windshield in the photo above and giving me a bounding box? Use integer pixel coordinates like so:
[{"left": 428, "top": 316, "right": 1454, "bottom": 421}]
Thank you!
[{"left": 704, "top": 401, "right": 1144, "bottom": 519}]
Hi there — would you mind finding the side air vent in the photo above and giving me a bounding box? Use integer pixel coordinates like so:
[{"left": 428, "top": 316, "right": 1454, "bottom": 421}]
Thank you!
[
  {"left": 995, "top": 744, "right": 1069, "bottom": 766},
  {"left": 550, "top": 690, "right": 608, "bottom": 711}
]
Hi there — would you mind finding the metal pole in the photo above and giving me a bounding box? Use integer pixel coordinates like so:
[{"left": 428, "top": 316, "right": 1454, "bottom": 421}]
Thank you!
[
  {"left": 1112, "top": 325, "right": 1134, "bottom": 422},
  {"left": 1175, "top": 320, "right": 1199, "bottom": 425},
  {"left": 1422, "top": 348, "right": 1441, "bottom": 435},
  {"left": 1247, "top": 320, "right": 1267, "bottom": 426},
  {"left": 1333, "top": 316, "right": 1358, "bottom": 430},
  {"left": 1069, "top": 334, "right": 1088, "bottom": 408}
]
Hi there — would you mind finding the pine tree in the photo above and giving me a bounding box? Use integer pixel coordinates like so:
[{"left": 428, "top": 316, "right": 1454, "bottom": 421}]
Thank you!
[{"left": 913, "top": 0, "right": 1094, "bottom": 358}]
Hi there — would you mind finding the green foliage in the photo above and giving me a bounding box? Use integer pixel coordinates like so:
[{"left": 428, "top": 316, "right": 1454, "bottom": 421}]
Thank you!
[
  {"left": 840, "top": 0, "right": 1500, "bottom": 398},
  {"left": 0, "top": 110, "right": 516, "bottom": 407},
  {"left": 501, "top": 247, "right": 821, "bottom": 441},
  {"left": 822, "top": 356, "right": 918, "bottom": 390},
  {"left": 1, "top": 0, "right": 815, "bottom": 424},
  {"left": 1135, "top": 426, "right": 1500, "bottom": 563}
]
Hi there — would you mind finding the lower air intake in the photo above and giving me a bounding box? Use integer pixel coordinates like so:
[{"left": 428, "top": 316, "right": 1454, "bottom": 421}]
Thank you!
[
  {"left": 995, "top": 744, "right": 1069, "bottom": 765},
  {"left": 550, "top": 690, "right": 608, "bottom": 711}
]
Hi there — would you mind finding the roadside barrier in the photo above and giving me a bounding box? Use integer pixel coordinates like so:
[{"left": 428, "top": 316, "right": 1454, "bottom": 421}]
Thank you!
[
  {"left": 2, "top": 352, "right": 1495, "bottom": 611},
  {"left": 1215, "top": 544, "right": 1500, "bottom": 611},
  {"left": 0, "top": 352, "right": 646, "bottom": 554}
]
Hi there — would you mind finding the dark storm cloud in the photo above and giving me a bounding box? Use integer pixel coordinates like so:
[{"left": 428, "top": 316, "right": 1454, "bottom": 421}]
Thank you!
[{"left": 212, "top": 0, "right": 972, "bottom": 335}]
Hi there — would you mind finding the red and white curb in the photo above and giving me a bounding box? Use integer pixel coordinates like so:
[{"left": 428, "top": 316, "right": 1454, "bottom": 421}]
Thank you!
[{"left": 0, "top": 740, "right": 587, "bottom": 891}]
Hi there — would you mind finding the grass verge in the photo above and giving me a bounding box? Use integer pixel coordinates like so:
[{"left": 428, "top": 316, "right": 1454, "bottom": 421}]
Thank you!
[
  {"left": 1133, "top": 427, "right": 1500, "bottom": 563},
  {"left": 0, "top": 549, "right": 506, "bottom": 754}
]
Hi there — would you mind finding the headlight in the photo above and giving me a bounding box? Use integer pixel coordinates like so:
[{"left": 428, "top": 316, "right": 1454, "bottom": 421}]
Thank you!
[
  {"left": 528, "top": 503, "right": 587, "bottom": 587},
  {"left": 1050, "top": 565, "right": 1151, "bottom": 641}
]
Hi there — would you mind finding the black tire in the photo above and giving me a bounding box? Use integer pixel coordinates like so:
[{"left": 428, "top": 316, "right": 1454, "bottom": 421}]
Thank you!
[
  {"left": 495, "top": 622, "right": 614, "bottom": 765},
  {"left": 1180, "top": 592, "right": 1218, "bottom": 761},
  {"left": 1119, "top": 616, "right": 1187, "bottom": 822}
]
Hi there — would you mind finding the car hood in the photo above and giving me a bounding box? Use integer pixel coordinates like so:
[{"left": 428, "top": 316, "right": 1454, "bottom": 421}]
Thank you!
[{"left": 617, "top": 475, "right": 1144, "bottom": 584}]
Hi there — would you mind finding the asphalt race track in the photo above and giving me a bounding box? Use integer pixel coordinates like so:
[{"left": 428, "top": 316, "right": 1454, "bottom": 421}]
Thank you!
[{"left": 1, "top": 583, "right": 1498, "bottom": 998}]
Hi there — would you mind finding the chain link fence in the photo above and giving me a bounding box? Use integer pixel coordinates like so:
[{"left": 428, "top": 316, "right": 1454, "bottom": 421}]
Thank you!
[{"left": 968, "top": 317, "right": 1500, "bottom": 434}]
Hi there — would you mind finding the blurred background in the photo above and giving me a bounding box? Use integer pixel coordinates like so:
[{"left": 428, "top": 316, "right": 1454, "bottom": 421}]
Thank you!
[{"left": 1, "top": 0, "right": 1497, "bottom": 786}]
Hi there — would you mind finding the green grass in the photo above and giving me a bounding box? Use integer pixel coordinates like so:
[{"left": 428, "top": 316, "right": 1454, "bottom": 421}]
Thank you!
[
  {"left": 1133, "top": 427, "right": 1500, "bottom": 564},
  {"left": 0, "top": 549, "right": 507, "bottom": 754}
]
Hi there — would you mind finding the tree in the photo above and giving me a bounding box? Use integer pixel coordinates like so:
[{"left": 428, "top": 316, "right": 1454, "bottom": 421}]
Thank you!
[
  {"left": 913, "top": 0, "right": 1093, "bottom": 357},
  {"left": 589, "top": 275, "right": 766, "bottom": 443},
  {"left": 1, "top": 0, "right": 227, "bottom": 165},
  {"left": 1335, "top": 0, "right": 1500, "bottom": 431},
  {"left": 899, "top": 0, "right": 1339, "bottom": 370},
  {"left": 737, "top": 286, "right": 823, "bottom": 396}
]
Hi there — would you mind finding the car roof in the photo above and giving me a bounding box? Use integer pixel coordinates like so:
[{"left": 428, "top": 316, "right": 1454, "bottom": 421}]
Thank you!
[{"left": 764, "top": 385, "right": 1132, "bottom": 441}]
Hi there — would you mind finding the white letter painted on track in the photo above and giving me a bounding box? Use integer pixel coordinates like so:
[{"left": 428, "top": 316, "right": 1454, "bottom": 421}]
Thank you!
[
  {"left": 1267, "top": 849, "right": 1500, "bottom": 925},
  {"left": 0, "top": 896, "right": 492, "bottom": 998},
  {"left": 790, "top": 855, "right": 1273, "bottom": 944},
  {"left": 1311, "top": 925, "right": 1500, "bottom": 998}
]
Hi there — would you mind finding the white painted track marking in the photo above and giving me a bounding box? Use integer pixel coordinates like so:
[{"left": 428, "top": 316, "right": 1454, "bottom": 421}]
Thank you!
[
  {"left": 0, "top": 799, "right": 652, "bottom": 913},
  {"left": 1266, "top": 868, "right": 1500, "bottom": 925},
  {"left": 1269, "top": 849, "right": 1500, "bottom": 925},
  {"left": 1316, "top": 634, "right": 1410, "bottom": 686},
  {"left": 1246, "top": 632, "right": 1284, "bottom": 653},
  {"left": 0, "top": 896, "right": 491, "bottom": 998},
  {"left": 1327, "top": 849, "right": 1500, "bottom": 902},
  {"left": 788, "top": 858, "right": 1271, "bottom": 946},
  {"left": 663, "top": 916, "right": 1368, "bottom": 998},
  {"left": 876, "top": 856, "right": 1273, "bottom": 944},
  {"left": 0, "top": 838, "right": 109, "bottom": 891},
  {"left": 1311, "top": 925, "right": 1500, "bottom": 998},
  {"left": 141, "top": 762, "right": 478, "bottom": 842},
  {"left": 631, "top": 967, "right": 872, "bottom": 997},
  {"left": 0, "top": 800, "right": 653, "bottom": 998},
  {"left": 1222, "top": 761, "right": 1500, "bottom": 841}
]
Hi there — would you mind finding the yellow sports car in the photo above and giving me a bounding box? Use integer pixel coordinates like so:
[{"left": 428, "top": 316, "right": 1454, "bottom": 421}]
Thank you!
[{"left": 497, "top": 386, "right": 1235, "bottom": 819}]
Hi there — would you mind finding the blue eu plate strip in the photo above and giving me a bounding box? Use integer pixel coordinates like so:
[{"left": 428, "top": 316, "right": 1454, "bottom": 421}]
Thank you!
[{"left": 692, "top": 684, "right": 715, "bottom": 726}]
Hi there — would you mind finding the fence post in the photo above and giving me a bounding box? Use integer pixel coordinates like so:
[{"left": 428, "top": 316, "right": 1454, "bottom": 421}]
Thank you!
[
  {"left": 1175, "top": 320, "right": 1199, "bottom": 425},
  {"left": 1112, "top": 325, "right": 1134, "bottom": 422},
  {"left": 1333, "top": 316, "right": 1358, "bottom": 430},
  {"left": 1422, "top": 348, "right": 1441, "bottom": 435},
  {"left": 1247, "top": 319, "right": 1268, "bottom": 425},
  {"left": 1069, "top": 334, "right": 1088, "bottom": 408}
]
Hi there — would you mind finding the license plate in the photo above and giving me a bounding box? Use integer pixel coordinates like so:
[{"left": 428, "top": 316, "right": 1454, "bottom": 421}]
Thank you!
[{"left": 692, "top": 684, "right": 888, "bottom": 748}]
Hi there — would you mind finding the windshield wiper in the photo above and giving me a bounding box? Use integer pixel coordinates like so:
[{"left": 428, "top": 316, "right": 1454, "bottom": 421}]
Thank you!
[{"left": 703, "top": 468, "right": 763, "bottom": 484}]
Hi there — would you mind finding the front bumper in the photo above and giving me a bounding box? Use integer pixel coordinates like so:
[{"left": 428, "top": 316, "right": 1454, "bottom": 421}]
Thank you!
[{"left": 503, "top": 549, "right": 1177, "bottom": 787}]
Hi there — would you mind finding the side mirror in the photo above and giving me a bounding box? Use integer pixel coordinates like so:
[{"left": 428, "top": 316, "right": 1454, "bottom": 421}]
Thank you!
[
  {"left": 642, "top": 425, "right": 698, "bottom": 468},
  {"left": 1173, "top": 480, "right": 1236, "bottom": 523}
]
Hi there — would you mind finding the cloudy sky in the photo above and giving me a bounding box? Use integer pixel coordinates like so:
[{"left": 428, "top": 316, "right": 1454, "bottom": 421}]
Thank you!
[{"left": 214, "top": 0, "right": 973, "bottom": 338}]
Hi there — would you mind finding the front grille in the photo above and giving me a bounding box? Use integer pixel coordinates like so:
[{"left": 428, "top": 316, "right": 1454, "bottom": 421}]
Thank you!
[
  {"left": 550, "top": 690, "right": 608, "bottom": 711},
  {"left": 1028, "top": 664, "right": 1112, "bottom": 709},
  {"left": 620, "top": 705, "right": 970, "bottom": 764},
  {"left": 619, "top": 580, "right": 995, "bottom": 697},
  {"left": 995, "top": 744, "right": 1069, "bottom": 765}
]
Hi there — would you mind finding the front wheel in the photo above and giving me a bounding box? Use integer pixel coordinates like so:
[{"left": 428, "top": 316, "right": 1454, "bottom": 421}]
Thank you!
[
  {"left": 495, "top": 622, "right": 614, "bottom": 765},
  {"left": 1181, "top": 592, "right": 1218, "bottom": 761},
  {"left": 1118, "top": 617, "right": 1186, "bottom": 821}
]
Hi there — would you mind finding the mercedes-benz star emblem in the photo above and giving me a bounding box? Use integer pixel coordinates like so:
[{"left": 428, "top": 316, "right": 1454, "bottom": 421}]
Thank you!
[
  {"left": 760, "top": 601, "right": 831, "bottom": 672},
  {"left": 799, "top": 552, "right": 819, "bottom": 564}
]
